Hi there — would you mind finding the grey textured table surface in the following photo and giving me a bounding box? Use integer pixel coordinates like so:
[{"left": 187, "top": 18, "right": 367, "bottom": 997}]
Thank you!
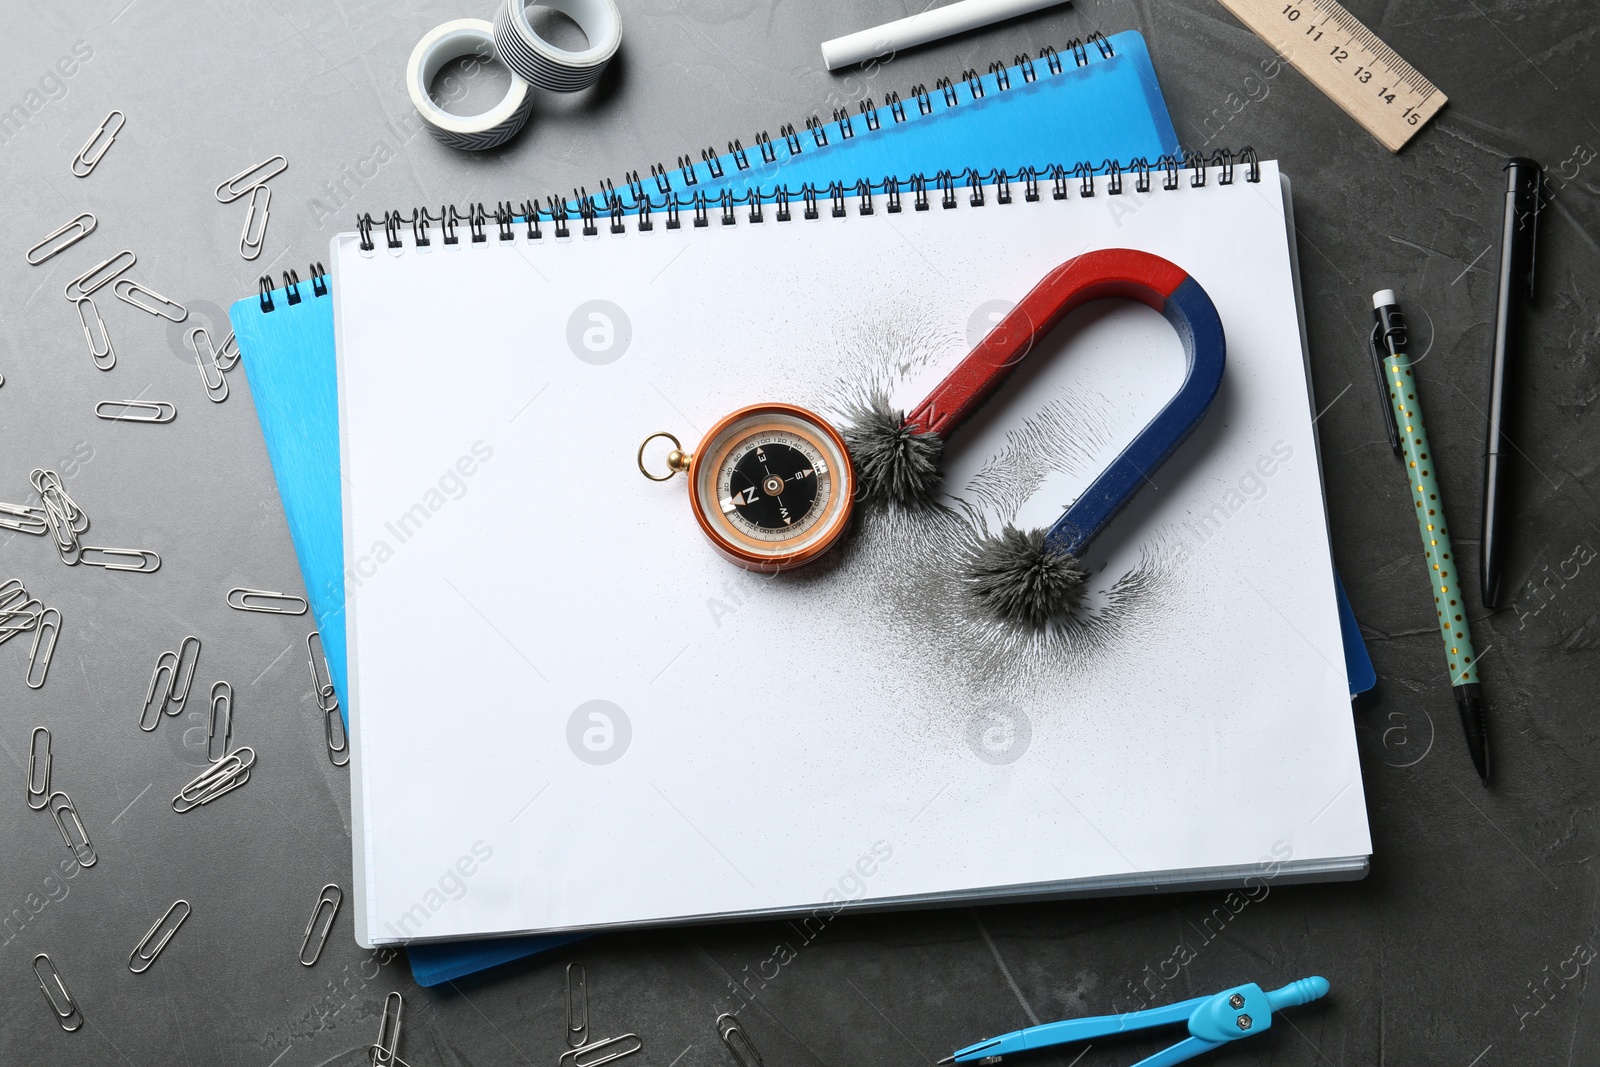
[{"left": 3, "top": 0, "right": 1598, "bottom": 1064}]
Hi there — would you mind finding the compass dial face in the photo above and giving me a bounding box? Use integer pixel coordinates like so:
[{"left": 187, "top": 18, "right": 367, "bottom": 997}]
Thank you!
[
  {"left": 690, "top": 404, "right": 854, "bottom": 570},
  {"left": 719, "top": 433, "right": 827, "bottom": 539}
]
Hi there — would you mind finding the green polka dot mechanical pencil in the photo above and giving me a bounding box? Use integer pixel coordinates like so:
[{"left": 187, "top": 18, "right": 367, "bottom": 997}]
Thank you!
[{"left": 1369, "top": 289, "right": 1491, "bottom": 784}]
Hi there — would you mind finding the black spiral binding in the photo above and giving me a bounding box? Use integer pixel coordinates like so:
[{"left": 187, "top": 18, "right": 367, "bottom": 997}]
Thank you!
[
  {"left": 352, "top": 147, "right": 1262, "bottom": 253},
  {"left": 353, "top": 32, "right": 1237, "bottom": 251},
  {"left": 259, "top": 261, "right": 328, "bottom": 313}
]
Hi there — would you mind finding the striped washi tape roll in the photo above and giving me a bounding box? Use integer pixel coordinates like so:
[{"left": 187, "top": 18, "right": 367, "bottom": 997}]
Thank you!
[
  {"left": 492, "top": 0, "right": 621, "bottom": 93},
  {"left": 407, "top": 19, "right": 535, "bottom": 152}
]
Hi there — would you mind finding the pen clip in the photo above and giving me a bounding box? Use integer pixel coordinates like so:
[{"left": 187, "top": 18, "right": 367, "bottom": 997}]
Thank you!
[
  {"left": 1368, "top": 321, "right": 1402, "bottom": 457},
  {"left": 1525, "top": 172, "right": 1542, "bottom": 302},
  {"left": 1507, "top": 159, "right": 1543, "bottom": 303}
]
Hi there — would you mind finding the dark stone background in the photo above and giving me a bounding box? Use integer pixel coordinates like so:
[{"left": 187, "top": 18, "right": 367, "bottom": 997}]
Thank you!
[{"left": 1, "top": 0, "right": 1595, "bottom": 1064}]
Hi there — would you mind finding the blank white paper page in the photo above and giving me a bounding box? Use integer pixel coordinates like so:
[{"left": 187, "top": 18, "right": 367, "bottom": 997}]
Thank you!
[{"left": 333, "top": 161, "right": 1370, "bottom": 945}]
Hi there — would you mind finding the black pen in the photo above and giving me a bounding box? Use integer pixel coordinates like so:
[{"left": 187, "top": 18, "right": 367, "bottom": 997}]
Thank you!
[
  {"left": 1371, "top": 290, "right": 1491, "bottom": 783},
  {"left": 1481, "top": 157, "right": 1542, "bottom": 608}
]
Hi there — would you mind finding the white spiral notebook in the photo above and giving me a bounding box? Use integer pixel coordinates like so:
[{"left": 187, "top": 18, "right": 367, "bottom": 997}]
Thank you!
[{"left": 333, "top": 161, "right": 1371, "bottom": 946}]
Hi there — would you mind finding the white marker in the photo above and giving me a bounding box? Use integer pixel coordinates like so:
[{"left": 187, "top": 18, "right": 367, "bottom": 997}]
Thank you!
[{"left": 820, "top": 0, "right": 1070, "bottom": 71}]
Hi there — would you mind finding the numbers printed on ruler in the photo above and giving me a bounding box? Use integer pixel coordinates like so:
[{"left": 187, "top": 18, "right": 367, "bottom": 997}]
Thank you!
[
  {"left": 1282, "top": 1, "right": 1426, "bottom": 122},
  {"left": 1220, "top": 0, "right": 1446, "bottom": 151}
]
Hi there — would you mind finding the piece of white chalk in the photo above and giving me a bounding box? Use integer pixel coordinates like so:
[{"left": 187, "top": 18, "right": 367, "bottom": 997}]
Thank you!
[{"left": 820, "top": 0, "right": 1070, "bottom": 71}]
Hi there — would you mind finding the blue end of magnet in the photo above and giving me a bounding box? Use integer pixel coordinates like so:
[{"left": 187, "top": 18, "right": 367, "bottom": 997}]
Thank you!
[{"left": 1045, "top": 273, "right": 1226, "bottom": 557}]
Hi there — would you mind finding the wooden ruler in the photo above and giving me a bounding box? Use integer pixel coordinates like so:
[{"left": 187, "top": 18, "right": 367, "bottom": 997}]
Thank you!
[{"left": 1215, "top": 0, "right": 1447, "bottom": 152}]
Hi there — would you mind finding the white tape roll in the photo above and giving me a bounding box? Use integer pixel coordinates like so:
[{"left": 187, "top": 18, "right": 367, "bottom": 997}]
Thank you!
[
  {"left": 407, "top": 19, "right": 534, "bottom": 151},
  {"left": 492, "top": 0, "right": 621, "bottom": 93}
]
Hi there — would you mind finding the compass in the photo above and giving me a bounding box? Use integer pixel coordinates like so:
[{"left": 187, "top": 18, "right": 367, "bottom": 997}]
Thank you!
[{"left": 639, "top": 403, "right": 855, "bottom": 572}]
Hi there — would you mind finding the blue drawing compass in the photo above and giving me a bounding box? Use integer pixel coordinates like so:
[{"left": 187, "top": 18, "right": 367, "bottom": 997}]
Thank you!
[{"left": 939, "top": 977, "right": 1330, "bottom": 1067}]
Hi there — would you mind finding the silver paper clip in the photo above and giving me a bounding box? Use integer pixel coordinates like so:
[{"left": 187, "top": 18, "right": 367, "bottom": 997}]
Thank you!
[
  {"left": 1, "top": 591, "right": 42, "bottom": 636},
  {"left": 95, "top": 399, "right": 176, "bottom": 424},
  {"left": 207, "top": 681, "right": 233, "bottom": 762},
  {"left": 28, "top": 727, "right": 52, "bottom": 811},
  {"left": 191, "top": 328, "right": 229, "bottom": 403},
  {"left": 33, "top": 954, "right": 83, "bottom": 1032},
  {"left": 168, "top": 635, "right": 202, "bottom": 713},
  {"left": 172, "top": 767, "right": 252, "bottom": 813},
  {"left": 373, "top": 991, "right": 404, "bottom": 1066},
  {"left": 49, "top": 791, "right": 96, "bottom": 868},
  {"left": 172, "top": 746, "right": 255, "bottom": 812},
  {"left": 41, "top": 503, "right": 82, "bottom": 566},
  {"left": 567, "top": 962, "right": 589, "bottom": 1048},
  {"left": 78, "top": 546, "right": 162, "bottom": 572},
  {"left": 27, "top": 607, "right": 61, "bottom": 689},
  {"left": 214, "top": 330, "right": 240, "bottom": 371},
  {"left": 180, "top": 744, "right": 255, "bottom": 794},
  {"left": 112, "top": 278, "right": 188, "bottom": 322},
  {"left": 63, "top": 249, "right": 135, "bottom": 300},
  {"left": 308, "top": 631, "right": 339, "bottom": 712},
  {"left": 1, "top": 597, "right": 44, "bottom": 645},
  {"left": 215, "top": 155, "right": 288, "bottom": 203},
  {"left": 71, "top": 109, "right": 124, "bottom": 177},
  {"left": 717, "top": 1013, "right": 766, "bottom": 1067},
  {"left": 128, "top": 899, "right": 190, "bottom": 973},
  {"left": 325, "top": 703, "right": 349, "bottom": 767},
  {"left": 27, "top": 213, "right": 98, "bottom": 265},
  {"left": 75, "top": 297, "right": 116, "bottom": 371},
  {"left": 187, "top": 326, "right": 218, "bottom": 373},
  {"left": 240, "top": 184, "right": 271, "bottom": 261},
  {"left": 299, "top": 884, "right": 343, "bottom": 966},
  {"left": 34, "top": 469, "right": 88, "bottom": 563},
  {"left": 38, "top": 480, "right": 85, "bottom": 528},
  {"left": 32, "top": 469, "right": 87, "bottom": 531},
  {"left": 308, "top": 630, "right": 351, "bottom": 766},
  {"left": 558, "top": 1033, "right": 643, "bottom": 1067},
  {"left": 367, "top": 1048, "right": 417, "bottom": 1067},
  {"left": 2, "top": 583, "right": 35, "bottom": 624},
  {"left": 228, "top": 588, "right": 308, "bottom": 615},
  {"left": 38, "top": 480, "right": 84, "bottom": 565},
  {"left": 140, "top": 649, "right": 178, "bottom": 731},
  {"left": 0, "top": 502, "right": 49, "bottom": 535}
]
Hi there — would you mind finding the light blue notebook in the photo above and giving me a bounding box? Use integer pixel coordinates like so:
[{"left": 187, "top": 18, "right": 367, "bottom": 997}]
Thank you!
[{"left": 229, "top": 31, "right": 1202, "bottom": 987}]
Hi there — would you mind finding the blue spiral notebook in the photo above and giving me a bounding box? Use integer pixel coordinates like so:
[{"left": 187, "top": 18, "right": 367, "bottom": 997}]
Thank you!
[{"left": 229, "top": 31, "right": 1353, "bottom": 986}]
